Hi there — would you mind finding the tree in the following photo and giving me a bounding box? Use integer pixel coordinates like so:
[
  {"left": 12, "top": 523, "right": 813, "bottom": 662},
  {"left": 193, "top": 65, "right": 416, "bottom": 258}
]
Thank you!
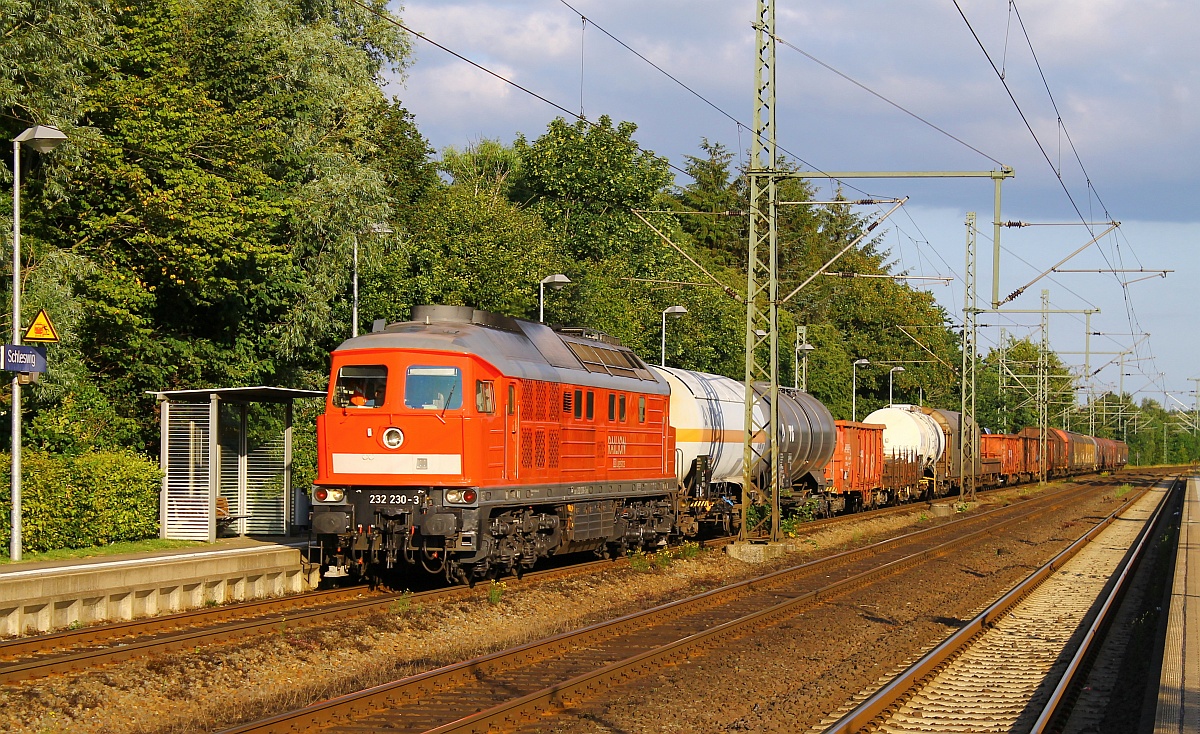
[
  {"left": 675, "top": 139, "right": 744, "bottom": 266},
  {"left": 512, "top": 115, "right": 672, "bottom": 263},
  {"left": 20, "top": 0, "right": 420, "bottom": 449}
]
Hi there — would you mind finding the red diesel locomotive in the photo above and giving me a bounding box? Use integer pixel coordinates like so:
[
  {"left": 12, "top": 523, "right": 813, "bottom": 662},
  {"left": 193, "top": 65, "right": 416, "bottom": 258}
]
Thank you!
[{"left": 311, "top": 305, "right": 679, "bottom": 584}]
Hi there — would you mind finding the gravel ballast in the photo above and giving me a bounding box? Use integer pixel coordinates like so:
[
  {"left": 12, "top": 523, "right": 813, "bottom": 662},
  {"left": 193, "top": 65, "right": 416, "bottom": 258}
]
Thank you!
[{"left": 0, "top": 480, "right": 1139, "bottom": 734}]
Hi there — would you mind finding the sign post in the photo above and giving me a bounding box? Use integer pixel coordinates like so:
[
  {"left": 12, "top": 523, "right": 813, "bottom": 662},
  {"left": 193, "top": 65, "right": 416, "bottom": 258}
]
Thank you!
[{"left": 7, "top": 308, "right": 56, "bottom": 561}]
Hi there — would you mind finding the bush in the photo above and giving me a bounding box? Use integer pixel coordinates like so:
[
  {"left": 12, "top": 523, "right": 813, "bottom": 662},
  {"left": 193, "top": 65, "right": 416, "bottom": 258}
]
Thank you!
[{"left": 0, "top": 450, "right": 162, "bottom": 555}]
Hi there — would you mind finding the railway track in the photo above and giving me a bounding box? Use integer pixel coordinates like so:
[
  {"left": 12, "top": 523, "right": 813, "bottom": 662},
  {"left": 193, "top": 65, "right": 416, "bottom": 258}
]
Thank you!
[
  {"left": 0, "top": 473, "right": 1132, "bottom": 689},
  {"left": 819, "top": 475, "right": 1175, "bottom": 734},
  {"left": 0, "top": 543, "right": 725, "bottom": 684},
  {"left": 0, "top": 478, "right": 1023, "bottom": 685},
  {"left": 215, "top": 475, "right": 1137, "bottom": 734}
]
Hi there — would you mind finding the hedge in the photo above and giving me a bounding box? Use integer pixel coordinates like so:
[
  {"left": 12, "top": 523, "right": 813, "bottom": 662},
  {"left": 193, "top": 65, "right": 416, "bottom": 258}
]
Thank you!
[{"left": 0, "top": 450, "right": 162, "bottom": 555}]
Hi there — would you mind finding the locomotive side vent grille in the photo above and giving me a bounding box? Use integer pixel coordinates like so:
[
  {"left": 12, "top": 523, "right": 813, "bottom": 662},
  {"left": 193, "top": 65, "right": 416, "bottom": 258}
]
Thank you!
[
  {"left": 549, "top": 430, "right": 560, "bottom": 468},
  {"left": 520, "top": 428, "right": 534, "bottom": 469},
  {"left": 521, "top": 380, "right": 535, "bottom": 419},
  {"left": 535, "top": 430, "right": 547, "bottom": 468},
  {"left": 535, "top": 381, "right": 550, "bottom": 421}
]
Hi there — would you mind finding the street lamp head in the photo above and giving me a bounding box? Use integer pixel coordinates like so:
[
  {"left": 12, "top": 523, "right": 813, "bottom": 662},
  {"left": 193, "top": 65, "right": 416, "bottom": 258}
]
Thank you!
[
  {"left": 663, "top": 305, "right": 687, "bottom": 317},
  {"left": 796, "top": 343, "right": 816, "bottom": 354},
  {"left": 853, "top": 358, "right": 870, "bottom": 366},
  {"left": 15, "top": 125, "right": 67, "bottom": 154},
  {"left": 367, "top": 222, "right": 393, "bottom": 234},
  {"left": 890, "top": 366, "right": 906, "bottom": 374},
  {"left": 541, "top": 273, "right": 571, "bottom": 290}
]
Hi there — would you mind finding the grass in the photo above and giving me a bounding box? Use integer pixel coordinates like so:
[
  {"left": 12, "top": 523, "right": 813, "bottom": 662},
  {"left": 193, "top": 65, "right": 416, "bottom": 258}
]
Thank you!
[
  {"left": 0, "top": 538, "right": 205, "bottom": 565},
  {"left": 628, "top": 542, "right": 705, "bottom": 573}
]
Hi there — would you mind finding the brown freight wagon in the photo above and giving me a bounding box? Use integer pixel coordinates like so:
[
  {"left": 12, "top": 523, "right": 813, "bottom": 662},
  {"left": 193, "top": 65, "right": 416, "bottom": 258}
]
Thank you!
[
  {"left": 980, "top": 433, "right": 1024, "bottom": 484},
  {"left": 825, "top": 421, "right": 885, "bottom": 510}
]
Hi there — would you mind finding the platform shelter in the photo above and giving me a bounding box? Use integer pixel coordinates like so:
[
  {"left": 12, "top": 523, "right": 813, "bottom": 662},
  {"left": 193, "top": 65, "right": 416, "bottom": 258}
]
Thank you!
[{"left": 149, "top": 387, "right": 325, "bottom": 541}]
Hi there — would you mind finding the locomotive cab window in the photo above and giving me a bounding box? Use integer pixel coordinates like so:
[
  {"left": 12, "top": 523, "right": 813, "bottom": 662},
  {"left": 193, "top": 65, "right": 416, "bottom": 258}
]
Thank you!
[
  {"left": 619, "top": 394, "right": 627, "bottom": 422},
  {"left": 334, "top": 365, "right": 388, "bottom": 408},
  {"left": 574, "top": 389, "right": 583, "bottom": 419},
  {"left": 475, "top": 380, "right": 496, "bottom": 413},
  {"left": 586, "top": 391, "right": 595, "bottom": 420},
  {"left": 405, "top": 366, "right": 463, "bottom": 410},
  {"left": 508, "top": 384, "right": 516, "bottom": 415},
  {"left": 608, "top": 393, "right": 616, "bottom": 421},
  {"left": 638, "top": 396, "right": 646, "bottom": 423}
]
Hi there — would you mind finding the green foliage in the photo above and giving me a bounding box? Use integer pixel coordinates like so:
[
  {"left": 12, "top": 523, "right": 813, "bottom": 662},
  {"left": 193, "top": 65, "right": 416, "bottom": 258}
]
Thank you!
[
  {"left": 513, "top": 115, "right": 672, "bottom": 262},
  {"left": 0, "top": 450, "right": 162, "bottom": 555},
  {"left": 628, "top": 549, "right": 652, "bottom": 572},
  {"left": 25, "top": 382, "right": 141, "bottom": 455},
  {"left": 391, "top": 591, "right": 413, "bottom": 615},
  {"left": 0, "top": 0, "right": 113, "bottom": 128},
  {"left": 486, "top": 580, "right": 506, "bottom": 605}
]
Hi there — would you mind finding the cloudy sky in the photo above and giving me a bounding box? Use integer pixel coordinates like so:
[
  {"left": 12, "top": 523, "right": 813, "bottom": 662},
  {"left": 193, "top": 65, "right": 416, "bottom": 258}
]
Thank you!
[{"left": 384, "top": 0, "right": 1198, "bottom": 411}]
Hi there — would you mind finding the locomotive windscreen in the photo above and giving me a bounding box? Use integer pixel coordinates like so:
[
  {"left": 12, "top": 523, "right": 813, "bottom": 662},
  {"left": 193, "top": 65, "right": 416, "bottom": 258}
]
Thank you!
[
  {"left": 334, "top": 365, "right": 387, "bottom": 408},
  {"left": 404, "top": 366, "right": 463, "bottom": 410}
]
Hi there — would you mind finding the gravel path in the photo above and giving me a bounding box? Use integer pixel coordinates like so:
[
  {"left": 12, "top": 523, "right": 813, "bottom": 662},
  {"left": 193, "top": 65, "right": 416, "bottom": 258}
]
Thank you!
[{"left": 0, "top": 480, "right": 1129, "bottom": 734}]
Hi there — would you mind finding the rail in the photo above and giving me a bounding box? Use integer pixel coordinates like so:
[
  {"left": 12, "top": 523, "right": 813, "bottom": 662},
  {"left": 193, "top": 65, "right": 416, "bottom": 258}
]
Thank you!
[{"left": 820, "top": 478, "right": 1170, "bottom": 733}]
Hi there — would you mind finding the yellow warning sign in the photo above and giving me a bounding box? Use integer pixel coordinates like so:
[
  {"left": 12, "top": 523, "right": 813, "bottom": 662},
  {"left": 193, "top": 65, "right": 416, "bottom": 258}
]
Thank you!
[{"left": 23, "top": 309, "right": 60, "bottom": 343}]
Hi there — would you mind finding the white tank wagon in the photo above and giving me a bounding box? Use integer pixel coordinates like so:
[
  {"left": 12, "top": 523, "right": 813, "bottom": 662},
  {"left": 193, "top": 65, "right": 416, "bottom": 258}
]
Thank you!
[
  {"left": 862, "top": 405, "right": 946, "bottom": 470},
  {"left": 654, "top": 367, "right": 836, "bottom": 530},
  {"left": 654, "top": 367, "right": 754, "bottom": 489},
  {"left": 863, "top": 405, "right": 982, "bottom": 497}
]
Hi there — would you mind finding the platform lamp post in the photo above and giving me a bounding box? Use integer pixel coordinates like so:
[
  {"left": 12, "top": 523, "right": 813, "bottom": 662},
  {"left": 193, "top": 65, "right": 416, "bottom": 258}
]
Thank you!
[
  {"left": 352, "top": 222, "right": 392, "bottom": 338},
  {"left": 539, "top": 274, "right": 570, "bottom": 323},
  {"left": 11, "top": 124, "right": 67, "bottom": 562},
  {"left": 852, "top": 358, "right": 870, "bottom": 422},
  {"left": 661, "top": 305, "right": 687, "bottom": 367},
  {"left": 889, "top": 366, "right": 905, "bottom": 405}
]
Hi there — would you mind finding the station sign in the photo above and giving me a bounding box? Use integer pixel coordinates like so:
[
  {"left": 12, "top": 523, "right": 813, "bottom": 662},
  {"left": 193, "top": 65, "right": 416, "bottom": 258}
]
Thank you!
[{"left": 2, "top": 344, "right": 47, "bottom": 373}]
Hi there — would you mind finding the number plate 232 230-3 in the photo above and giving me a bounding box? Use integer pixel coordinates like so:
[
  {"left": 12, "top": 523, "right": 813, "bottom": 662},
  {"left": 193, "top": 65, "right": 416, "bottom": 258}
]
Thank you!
[{"left": 366, "top": 492, "right": 424, "bottom": 507}]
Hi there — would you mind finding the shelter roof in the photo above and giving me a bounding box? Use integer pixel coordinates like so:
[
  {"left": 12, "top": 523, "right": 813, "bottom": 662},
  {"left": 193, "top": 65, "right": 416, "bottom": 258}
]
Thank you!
[{"left": 147, "top": 386, "right": 326, "bottom": 403}]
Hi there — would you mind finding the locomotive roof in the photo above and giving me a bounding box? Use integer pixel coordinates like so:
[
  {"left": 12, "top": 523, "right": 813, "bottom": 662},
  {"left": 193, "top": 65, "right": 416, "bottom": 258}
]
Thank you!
[{"left": 333, "top": 305, "right": 670, "bottom": 395}]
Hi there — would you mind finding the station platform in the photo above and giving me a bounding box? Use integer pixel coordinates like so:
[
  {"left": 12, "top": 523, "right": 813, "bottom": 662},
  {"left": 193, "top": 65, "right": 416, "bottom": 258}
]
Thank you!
[
  {"left": 0, "top": 536, "right": 319, "bottom": 637},
  {"left": 1157, "top": 475, "right": 1200, "bottom": 732}
]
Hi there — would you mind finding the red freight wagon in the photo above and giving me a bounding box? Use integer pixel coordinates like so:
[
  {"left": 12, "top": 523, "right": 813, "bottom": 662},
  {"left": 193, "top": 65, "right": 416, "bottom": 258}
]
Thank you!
[
  {"left": 980, "top": 433, "right": 1024, "bottom": 483},
  {"left": 825, "top": 421, "right": 884, "bottom": 509},
  {"left": 1019, "top": 427, "right": 1070, "bottom": 478}
]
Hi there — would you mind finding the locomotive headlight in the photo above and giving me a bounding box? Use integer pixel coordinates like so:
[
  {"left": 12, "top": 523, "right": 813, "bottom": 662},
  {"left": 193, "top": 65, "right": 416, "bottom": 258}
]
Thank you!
[
  {"left": 327, "top": 488, "right": 345, "bottom": 502},
  {"left": 315, "top": 488, "right": 345, "bottom": 503},
  {"left": 445, "top": 488, "right": 478, "bottom": 505},
  {"left": 381, "top": 427, "right": 404, "bottom": 449}
]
